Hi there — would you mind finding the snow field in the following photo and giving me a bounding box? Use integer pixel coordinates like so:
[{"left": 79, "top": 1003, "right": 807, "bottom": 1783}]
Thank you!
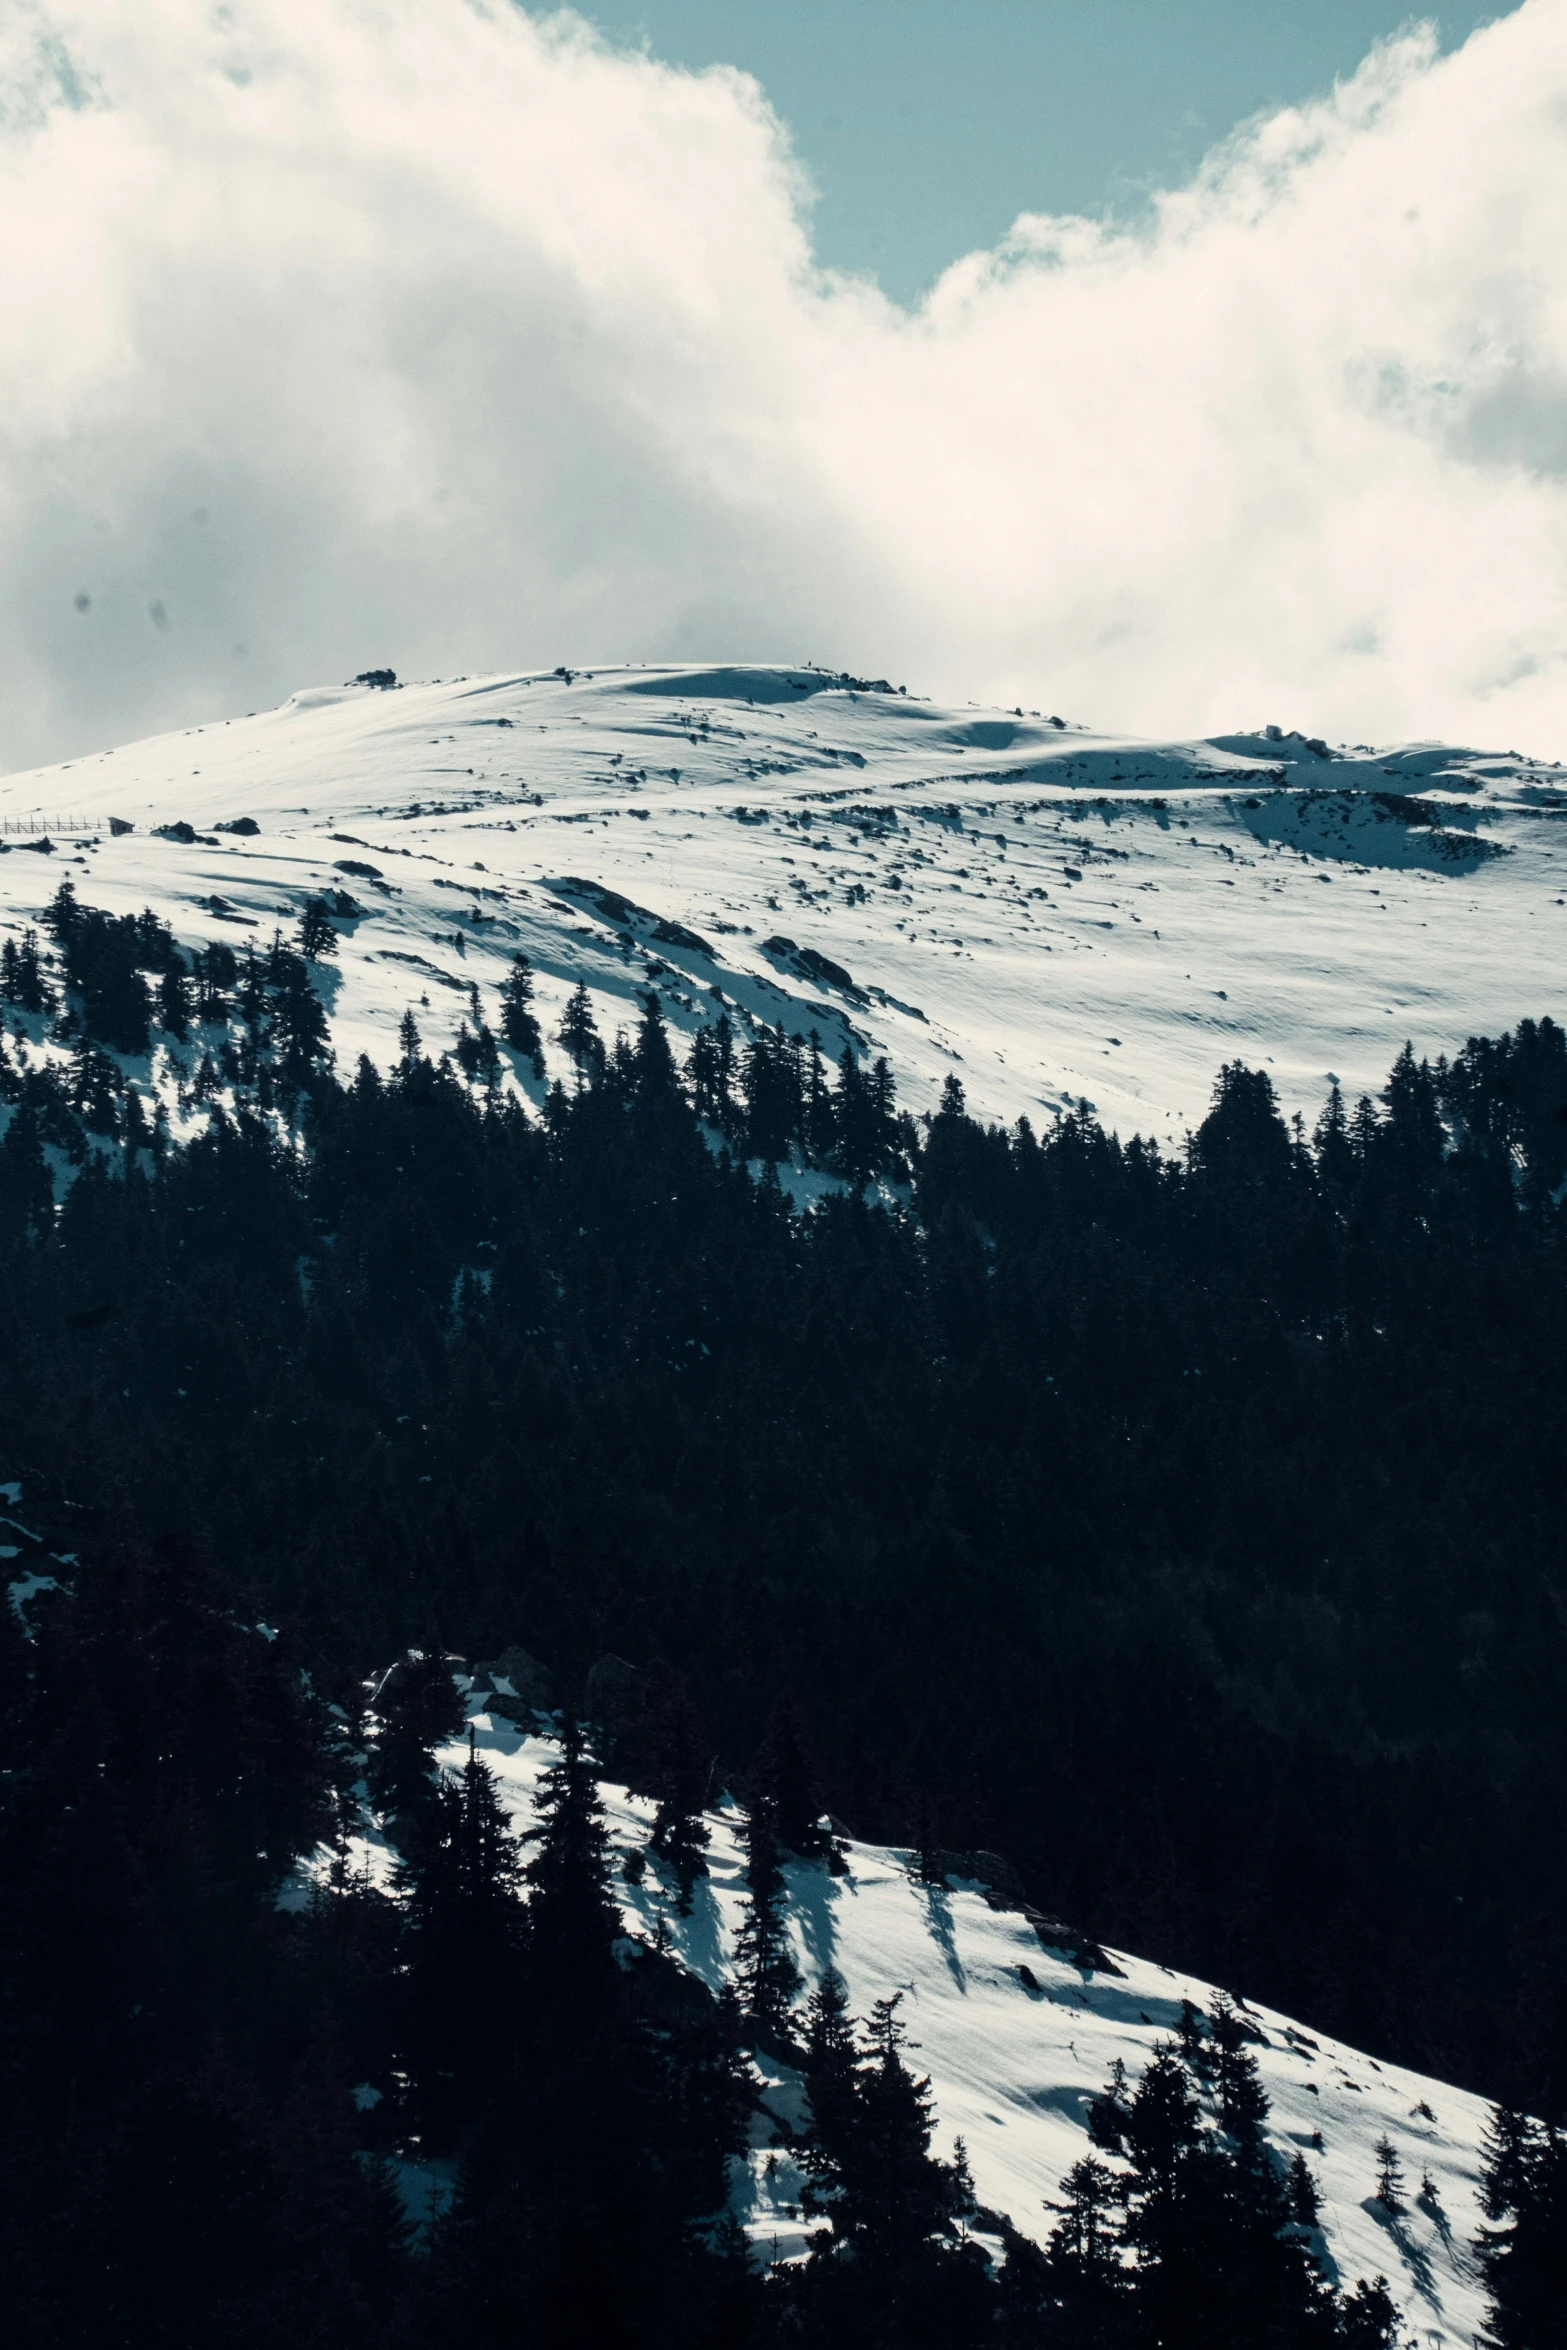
[{"left": 0, "top": 662, "right": 1562, "bottom": 1142}]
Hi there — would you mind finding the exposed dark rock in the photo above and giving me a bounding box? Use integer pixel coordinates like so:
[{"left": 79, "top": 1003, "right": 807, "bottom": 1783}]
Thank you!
[{"left": 471, "top": 1643, "right": 555, "bottom": 1715}]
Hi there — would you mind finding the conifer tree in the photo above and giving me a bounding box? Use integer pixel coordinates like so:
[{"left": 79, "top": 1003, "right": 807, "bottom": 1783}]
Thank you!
[
  {"left": 454, "top": 1019, "right": 500, "bottom": 1090},
  {"left": 1381, "top": 1041, "right": 1446, "bottom": 1183},
  {"left": 295, "top": 898, "right": 339, "bottom": 961},
  {"left": 802, "top": 1030, "right": 835, "bottom": 1158},
  {"left": 1339, "top": 2275, "right": 1403, "bottom": 2347},
  {"left": 687, "top": 1010, "right": 737, "bottom": 1131},
  {"left": 159, "top": 959, "right": 193, "bottom": 1038},
  {"left": 272, "top": 962, "right": 333, "bottom": 1078},
  {"left": 1045, "top": 2153, "right": 1125, "bottom": 2282},
  {"left": 801, "top": 1968, "right": 860, "bottom": 2196},
  {"left": 834, "top": 1995, "right": 956, "bottom": 2266},
  {"left": 1288, "top": 2150, "right": 1322, "bottom": 2228},
  {"left": 832, "top": 1046, "right": 876, "bottom": 1185},
  {"left": 733, "top": 1795, "right": 798, "bottom": 2039},
  {"left": 1212, "top": 1994, "right": 1269, "bottom": 2150},
  {"left": 633, "top": 989, "right": 680, "bottom": 1102},
  {"left": 367, "top": 1648, "right": 465, "bottom": 1823},
  {"left": 499, "top": 952, "right": 544, "bottom": 1070},
  {"left": 197, "top": 942, "right": 235, "bottom": 1023},
  {"left": 398, "top": 1729, "right": 524, "bottom": 2134},
  {"left": 1374, "top": 2134, "right": 1406, "bottom": 2215},
  {"left": 524, "top": 1715, "right": 621, "bottom": 2011},
  {"left": 557, "top": 981, "right": 604, "bottom": 1087},
  {"left": 1176, "top": 1997, "right": 1213, "bottom": 2083},
  {"left": 1314, "top": 1080, "right": 1357, "bottom": 1194},
  {"left": 741, "top": 1023, "right": 801, "bottom": 1162},
  {"left": 0, "top": 926, "right": 51, "bottom": 1012}
]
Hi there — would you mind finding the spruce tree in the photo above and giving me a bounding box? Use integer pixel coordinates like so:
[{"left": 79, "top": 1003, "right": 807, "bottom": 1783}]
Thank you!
[
  {"left": 633, "top": 989, "right": 680, "bottom": 1103},
  {"left": 802, "top": 1030, "right": 835, "bottom": 1158},
  {"left": 295, "top": 898, "right": 339, "bottom": 961},
  {"left": 1047, "top": 2153, "right": 1123, "bottom": 2276},
  {"left": 1212, "top": 1995, "right": 1268, "bottom": 2150},
  {"left": 687, "top": 1010, "right": 737, "bottom": 1131},
  {"left": 367, "top": 1648, "right": 465, "bottom": 1824},
  {"left": 397, "top": 1729, "right": 524, "bottom": 2136},
  {"left": 524, "top": 1715, "right": 621, "bottom": 2011},
  {"left": 1339, "top": 2275, "right": 1403, "bottom": 2347},
  {"left": 733, "top": 1795, "right": 799, "bottom": 2039},
  {"left": 499, "top": 952, "right": 544, "bottom": 1071},
  {"left": 831, "top": 1995, "right": 959, "bottom": 2271},
  {"left": 557, "top": 982, "right": 604, "bottom": 1087},
  {"left": 1374, "top": 2135, "right": 1406, "bottom": 2215},
  {"left": 741, "top": 1023, "right": 801, "bottom": 1162},
  {"left": 0, "top": 926, "right": 51, "bottom": 1011},
  {"left": 1287, "top": 2150, "right": 1321, "bottom": 2228},
  {"left": 801, "top": 1968, "right": 860, "bottom": 2197},
  {"left": 159, "top": 960, "right": 193, "bottom": 1038},
  {"left": 1176, "top": 1997, "right": 1213, "bottom": 2083},
  {"left": 1313, "top": 1080, "right": 1356, "bottom": 1194}
]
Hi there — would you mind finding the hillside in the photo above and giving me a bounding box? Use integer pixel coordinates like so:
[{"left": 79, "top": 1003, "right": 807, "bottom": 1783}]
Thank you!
[
  {"left": 284, "top": 1690, "right": 1496, "bottom": 2344},
  {"left": 3, "top": 661, "right": 1562, "bottom": 1135}
]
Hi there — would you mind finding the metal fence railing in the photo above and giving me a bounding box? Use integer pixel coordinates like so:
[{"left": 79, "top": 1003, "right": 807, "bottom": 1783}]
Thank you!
[{"left": 0, "top": 814, "right": 93, "bottom": 837}]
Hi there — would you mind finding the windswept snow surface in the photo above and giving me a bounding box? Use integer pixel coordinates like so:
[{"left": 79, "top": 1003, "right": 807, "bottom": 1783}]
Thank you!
[
  {"left": 2, "top": 662, "right": 1563, "bottom": 1136},
  {"left": 294, "top": 1700, "right": 1494, "bottom": 2343}
]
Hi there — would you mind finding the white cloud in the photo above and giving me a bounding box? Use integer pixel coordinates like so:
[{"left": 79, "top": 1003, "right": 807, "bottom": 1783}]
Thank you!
[{"left": 4, "top": 0, "right": 1567, "bottom": 770}]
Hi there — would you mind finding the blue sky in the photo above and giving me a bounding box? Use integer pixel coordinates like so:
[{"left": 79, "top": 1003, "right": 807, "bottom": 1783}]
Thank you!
[{"left": 583, "top": 3, "right": 1504, "bottom": 301}]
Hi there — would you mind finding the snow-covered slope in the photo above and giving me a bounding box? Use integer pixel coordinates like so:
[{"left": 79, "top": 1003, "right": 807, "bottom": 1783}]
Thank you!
[
  {"left": 300, "top": 1695, "right": 1495, "bottom": 2344},
  {"left": 3, "top": 662, "right": 1563, "bottom": 1135}
]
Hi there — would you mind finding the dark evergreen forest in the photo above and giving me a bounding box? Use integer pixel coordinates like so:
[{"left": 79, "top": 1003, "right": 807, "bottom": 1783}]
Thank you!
[{"left": 2, "top": 886, "right": 1566, "bottom": 2344}]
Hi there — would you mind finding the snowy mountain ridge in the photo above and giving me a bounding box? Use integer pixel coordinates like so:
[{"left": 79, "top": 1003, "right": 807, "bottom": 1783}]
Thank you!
[
  {"left": 293, "top": 1682, "right": 1497, "bottom": 2344},
  {"left": 2, "top": 661, "right": 1562, "bottom": 1139}
]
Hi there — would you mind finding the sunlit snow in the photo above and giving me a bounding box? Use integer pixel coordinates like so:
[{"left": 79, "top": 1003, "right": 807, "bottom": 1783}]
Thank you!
[{"left": 1, "top": 662, "right": 1561, "bottom": 1140}]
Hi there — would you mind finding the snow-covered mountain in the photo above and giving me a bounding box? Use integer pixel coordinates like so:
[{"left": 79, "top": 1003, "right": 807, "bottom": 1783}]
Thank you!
[
  {"left": 2, "top": 662, "right": 1562, "bottom": 1136},
  {"left": 7, "top": 664, "right": 1545, "bottom": 2342},
  {"left": 290, "top": 1688, "right": 1496, "bottom": 2345}
]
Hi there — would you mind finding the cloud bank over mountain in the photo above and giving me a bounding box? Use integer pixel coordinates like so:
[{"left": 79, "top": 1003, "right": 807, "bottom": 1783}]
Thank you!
[{"left": 4, "top": 0, "right": 1567, "bottom": 771}]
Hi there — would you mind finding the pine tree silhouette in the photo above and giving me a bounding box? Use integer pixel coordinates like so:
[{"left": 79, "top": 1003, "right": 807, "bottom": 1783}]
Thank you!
[
  {"left": 733, "top": 1795, "right": 798, "bottom": 2039},
  {"left": 1374, "top": 2134, "right": 1406, "bottom": 2214},
  {"left": 524, "top": 1715, "right": 621, "bottom": 2013},
  {"left": 557, "top": 982, "right": 604, "bottom": 1087},
  {"left": 499, "top": 952, "right": 544, "bottom": 1071},
  {"left": 296, "top": 899, "right": 339, "bottom": 961}
]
